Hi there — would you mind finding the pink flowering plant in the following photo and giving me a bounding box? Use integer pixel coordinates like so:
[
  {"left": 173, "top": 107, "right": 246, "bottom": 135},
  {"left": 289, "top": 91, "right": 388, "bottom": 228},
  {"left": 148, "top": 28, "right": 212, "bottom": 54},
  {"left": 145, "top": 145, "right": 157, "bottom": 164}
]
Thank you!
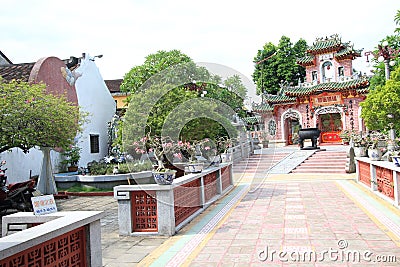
[
  {"left": 130, "top": 131, "right": 229, "bottom": 171},
  {"left": 173, "top": 138, "right": 215, "bottom": 163},
  {"left": 132, "top": 133, "right": 180, "bottom": 172},
  {"left": 216, "top": 136, "right": 233, "bottom": 154}
]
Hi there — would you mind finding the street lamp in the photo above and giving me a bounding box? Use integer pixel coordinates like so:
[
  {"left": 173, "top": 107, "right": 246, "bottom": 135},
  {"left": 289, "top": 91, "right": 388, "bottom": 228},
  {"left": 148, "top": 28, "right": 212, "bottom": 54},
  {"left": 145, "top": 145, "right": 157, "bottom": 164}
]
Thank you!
[{"left": 365, "top": 41, "right": 400, "bottom": 80}]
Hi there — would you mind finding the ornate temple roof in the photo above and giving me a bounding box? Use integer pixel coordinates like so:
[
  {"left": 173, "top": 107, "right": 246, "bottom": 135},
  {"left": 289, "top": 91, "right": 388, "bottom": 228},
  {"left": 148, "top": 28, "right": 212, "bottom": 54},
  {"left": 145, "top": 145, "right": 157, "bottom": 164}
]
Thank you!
[
  {"left": 252, "top": 103, "right": 274, "bottom": 112},
  {"left": 283, "top": 77, "right": 370, "bottom": 97},
  {"left": 334, "top": 45, "right": 362, "bottom": 60},
  {"left": 241, "top": 115, "right": 263, "bottom": 124},
  {"left": 297, "top": 34, "right": 363, "bottom": 67},
  {"left": 306, "top": 35, "right": 343, "bottom": 54},
  {"left": 296, "top": 55, "right": 315, "bottom": 66},
  {"left": 256, "top": 77, "right": 370, "bottom": 112},
  {"left": 263, "top": 94, "right": 296, "bottom": 105}
]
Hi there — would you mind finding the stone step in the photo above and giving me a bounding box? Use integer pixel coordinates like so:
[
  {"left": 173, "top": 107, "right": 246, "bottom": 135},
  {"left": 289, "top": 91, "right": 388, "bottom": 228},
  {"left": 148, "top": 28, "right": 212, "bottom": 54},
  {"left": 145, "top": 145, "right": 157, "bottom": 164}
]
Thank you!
[
  {"left": 291, "top": 150, "right": 347, "bottom": 174},
  {"left": 291, "top": 169, "right": 347, "bottom": 173},
  {"left": 312, "top": 155, "right": 347, "bottom": 159},
  {"left": 234, "top": 160, "right": 283, "bottom": 165},
  {"left": 292, "top": 165, "right": 345, "bottom": 169},
  {"left": 301, "top": 161, "right": 347, "bottom": 165}
]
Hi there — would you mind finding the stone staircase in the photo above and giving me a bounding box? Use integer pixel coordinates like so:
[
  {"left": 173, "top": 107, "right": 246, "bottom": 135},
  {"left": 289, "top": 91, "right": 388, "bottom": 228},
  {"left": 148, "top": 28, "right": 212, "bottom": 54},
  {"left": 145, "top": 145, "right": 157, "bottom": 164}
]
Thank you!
[
  {"left": 232, "top": 152, "right": 290, "bottom": 174},
  {"left": 291, "top": 150, "right": 348, "bottom": 174}
]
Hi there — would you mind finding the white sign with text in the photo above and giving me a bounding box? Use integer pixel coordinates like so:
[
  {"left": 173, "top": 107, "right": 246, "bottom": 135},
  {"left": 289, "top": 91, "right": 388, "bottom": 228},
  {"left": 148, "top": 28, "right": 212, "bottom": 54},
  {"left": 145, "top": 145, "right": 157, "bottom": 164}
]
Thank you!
[{"left": 31, "top": 194, "right": 57, "bottom": 215}]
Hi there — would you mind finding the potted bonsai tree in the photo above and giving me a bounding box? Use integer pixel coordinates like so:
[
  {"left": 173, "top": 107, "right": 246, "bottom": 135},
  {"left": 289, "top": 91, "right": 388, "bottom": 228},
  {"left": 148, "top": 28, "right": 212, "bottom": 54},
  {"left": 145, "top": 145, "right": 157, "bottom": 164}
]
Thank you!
[{"left": 61, "top": 145, "right": 81, "bottom": 172}]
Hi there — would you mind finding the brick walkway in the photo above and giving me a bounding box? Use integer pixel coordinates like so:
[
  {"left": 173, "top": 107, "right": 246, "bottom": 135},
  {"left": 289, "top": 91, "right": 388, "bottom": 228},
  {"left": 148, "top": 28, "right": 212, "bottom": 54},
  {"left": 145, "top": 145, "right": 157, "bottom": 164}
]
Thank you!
[
  {"left": 140, "top": 177, "right": 400, "bottom": 266},
  {"left": 54, "top": 146, "right": 400, "bottom": 266}
]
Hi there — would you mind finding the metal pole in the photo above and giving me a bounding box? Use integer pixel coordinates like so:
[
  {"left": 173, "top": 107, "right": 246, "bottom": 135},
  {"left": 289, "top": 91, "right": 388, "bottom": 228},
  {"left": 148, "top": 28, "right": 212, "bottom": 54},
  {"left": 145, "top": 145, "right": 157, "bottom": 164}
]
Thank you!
[{"left": 384, "top": 59, "right": 390, "bottom": 80}]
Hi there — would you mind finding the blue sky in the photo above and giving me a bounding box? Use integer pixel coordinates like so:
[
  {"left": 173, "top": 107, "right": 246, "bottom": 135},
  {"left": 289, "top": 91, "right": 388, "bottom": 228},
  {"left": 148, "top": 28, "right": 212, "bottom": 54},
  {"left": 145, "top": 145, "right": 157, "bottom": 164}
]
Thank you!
[{"left": 1, "top": 0, "right": 399, "bottom": 102}]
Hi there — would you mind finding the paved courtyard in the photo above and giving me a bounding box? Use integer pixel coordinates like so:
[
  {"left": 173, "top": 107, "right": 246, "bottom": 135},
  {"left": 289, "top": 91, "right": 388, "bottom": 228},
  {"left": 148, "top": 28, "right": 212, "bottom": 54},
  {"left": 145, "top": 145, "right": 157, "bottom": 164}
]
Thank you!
[{"left": 55, "top": 146, "right": 400, "bottom": 266}]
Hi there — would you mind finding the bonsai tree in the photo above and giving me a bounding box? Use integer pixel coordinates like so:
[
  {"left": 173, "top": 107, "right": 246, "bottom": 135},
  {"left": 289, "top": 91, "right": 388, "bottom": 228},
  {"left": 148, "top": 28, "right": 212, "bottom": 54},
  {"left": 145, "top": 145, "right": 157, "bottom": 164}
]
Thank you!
[{"left": 60, "top": 145, "right": 82, "bottom": 171}]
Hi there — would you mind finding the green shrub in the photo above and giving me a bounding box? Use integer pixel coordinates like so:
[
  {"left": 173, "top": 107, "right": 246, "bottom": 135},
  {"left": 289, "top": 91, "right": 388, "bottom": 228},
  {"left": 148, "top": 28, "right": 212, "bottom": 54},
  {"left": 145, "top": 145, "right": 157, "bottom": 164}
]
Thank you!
[
  {"left": 87, "top": 161, "right": 111, "bottom": 175},
  {"left": 87, "top": 160, "right": 153, "bottom": 175},
  {"left": 111, "top": 160, "right": 153, "bottom": 174}
]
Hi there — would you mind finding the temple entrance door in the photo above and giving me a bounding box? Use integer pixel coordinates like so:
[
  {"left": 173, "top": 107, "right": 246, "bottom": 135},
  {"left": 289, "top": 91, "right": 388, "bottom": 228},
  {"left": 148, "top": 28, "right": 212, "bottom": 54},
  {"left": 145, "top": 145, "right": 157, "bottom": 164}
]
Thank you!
[
  {"left": 319, "top": 113, "right": 342, "bottom": 143},
  {"left": 284, "top": 118, "right": 300, "bottom": 145}
]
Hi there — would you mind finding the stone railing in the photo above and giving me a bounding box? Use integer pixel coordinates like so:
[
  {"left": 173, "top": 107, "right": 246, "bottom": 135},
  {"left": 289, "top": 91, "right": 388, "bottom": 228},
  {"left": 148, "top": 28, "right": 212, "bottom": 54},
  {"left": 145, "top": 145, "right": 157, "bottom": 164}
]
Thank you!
[
  {"left": 114, "top": 163, "right": 233, "bottom": 236},
  {"left": 355, "top": 157, "right": 400, "bottom": 207},
  {"left": 230, "top": 141, "right": 252, "bottom": 162},
  {"left": 0, "top": 211, "right": 104, "bottom": 266}
]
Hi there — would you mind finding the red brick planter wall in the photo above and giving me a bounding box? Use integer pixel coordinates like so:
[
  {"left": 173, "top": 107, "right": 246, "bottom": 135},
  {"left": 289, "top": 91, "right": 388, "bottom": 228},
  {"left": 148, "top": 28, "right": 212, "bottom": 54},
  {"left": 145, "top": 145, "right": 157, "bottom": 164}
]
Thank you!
[
  {"left": 376, "top": 166, "right": 395, "bottom": 200},
  {"left": 221, "top": 166, "right": 231, "bottom": 191},
  {"left": 204, "top": 172, "right": 218, "bottom": 203},
  {"left": 174, "top": 179, "right": 201, "bottom": 226},
  {"left": 359, "top": 161, "right": 371, "bottom": 186}
]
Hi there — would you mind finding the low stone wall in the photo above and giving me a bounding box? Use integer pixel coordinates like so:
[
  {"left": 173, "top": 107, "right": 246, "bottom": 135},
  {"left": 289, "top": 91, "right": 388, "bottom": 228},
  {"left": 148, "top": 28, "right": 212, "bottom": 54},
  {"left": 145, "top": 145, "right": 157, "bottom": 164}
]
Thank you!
[
  {"left": 55, "top": 171, "right": 153, "bottom": 189},
  {"left": 114, "top": 163, "right": 233, "bottom": 236},
  {"left": 0, "top": 211, "right": 104, "bottom": 266},
  {"left": 355, "top": 157, "right": 400, "bottom": 207}
]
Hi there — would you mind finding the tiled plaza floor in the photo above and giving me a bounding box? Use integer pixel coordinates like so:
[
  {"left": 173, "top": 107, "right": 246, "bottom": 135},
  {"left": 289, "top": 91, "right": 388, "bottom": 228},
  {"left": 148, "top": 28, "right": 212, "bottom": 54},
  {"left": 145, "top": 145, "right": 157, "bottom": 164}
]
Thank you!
[
  {"left": 54, "top": 146, "right": 400, "bottom": 266},
  {"left": 140, "top": 176, "right": 400, "bottom": 266}
]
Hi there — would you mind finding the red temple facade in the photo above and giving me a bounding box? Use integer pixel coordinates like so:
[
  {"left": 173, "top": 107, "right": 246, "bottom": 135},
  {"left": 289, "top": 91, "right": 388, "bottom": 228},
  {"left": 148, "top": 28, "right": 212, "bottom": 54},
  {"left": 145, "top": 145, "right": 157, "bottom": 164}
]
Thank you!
[{"left": 253, "top": 34, "right": 369, "bottom": 146}]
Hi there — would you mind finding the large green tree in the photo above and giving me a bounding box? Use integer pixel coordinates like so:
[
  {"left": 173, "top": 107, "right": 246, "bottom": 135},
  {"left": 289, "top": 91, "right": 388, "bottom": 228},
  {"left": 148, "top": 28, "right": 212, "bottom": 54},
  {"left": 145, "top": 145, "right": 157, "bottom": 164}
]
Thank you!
[
  {"left": 0, "top": 78, "right": 81, "bottom": 153},
  {"left": 361, "top": 65, "right": 400, "bottom": 133},
  {"left": 121, "top": 49, "right": 193, "bottom": 94},
  {"left": 120, "top": 50, "right": 246, "bottom": 149},
  {"left": 122, "top": 81, "right": 238, "bottom": 157},
  {"left": 253, "top": 36, "right": 307, "bottom": 95}
]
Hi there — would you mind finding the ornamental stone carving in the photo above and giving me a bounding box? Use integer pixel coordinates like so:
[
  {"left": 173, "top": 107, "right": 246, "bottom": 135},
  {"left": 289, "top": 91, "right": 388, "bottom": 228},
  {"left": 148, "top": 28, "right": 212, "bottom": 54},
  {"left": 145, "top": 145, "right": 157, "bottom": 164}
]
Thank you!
[
  {"left": 283, "top": 109, "right": 300, "bottom": 120},
  {"left": 315, "top": 106, "right": 341, "bottom": 115}
]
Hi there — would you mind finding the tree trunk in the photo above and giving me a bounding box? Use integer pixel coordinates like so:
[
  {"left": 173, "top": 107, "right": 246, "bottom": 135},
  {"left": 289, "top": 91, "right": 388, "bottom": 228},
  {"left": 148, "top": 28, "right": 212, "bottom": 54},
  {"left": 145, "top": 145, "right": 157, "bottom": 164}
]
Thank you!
[{"left": 37, "top": 147, "right": 58, "bottom": 195}]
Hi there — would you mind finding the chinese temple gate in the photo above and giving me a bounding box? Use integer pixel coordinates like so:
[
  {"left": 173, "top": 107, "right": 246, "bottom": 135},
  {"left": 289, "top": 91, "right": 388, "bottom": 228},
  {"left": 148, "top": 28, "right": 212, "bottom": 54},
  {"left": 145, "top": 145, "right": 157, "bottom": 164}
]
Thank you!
[{"left": 253, "top": 34, "right": 369, "bottom": 146}]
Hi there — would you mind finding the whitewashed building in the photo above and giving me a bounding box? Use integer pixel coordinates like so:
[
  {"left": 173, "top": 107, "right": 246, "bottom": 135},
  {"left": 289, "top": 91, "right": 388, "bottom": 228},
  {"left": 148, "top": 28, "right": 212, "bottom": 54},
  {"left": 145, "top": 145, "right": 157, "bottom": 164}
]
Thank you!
[{"left": 0, "top": 52, "right": 116, "bottom": 183}]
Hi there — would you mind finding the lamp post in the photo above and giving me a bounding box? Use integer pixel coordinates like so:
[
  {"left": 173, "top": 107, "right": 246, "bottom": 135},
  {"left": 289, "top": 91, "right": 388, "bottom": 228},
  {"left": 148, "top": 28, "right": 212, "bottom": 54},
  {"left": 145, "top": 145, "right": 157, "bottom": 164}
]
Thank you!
[
  {"left": 387, "top": 113, "right": 395, "bottom": 140},
  {"left": 365, "top": 41, "right": 400, "bottom": 80}
]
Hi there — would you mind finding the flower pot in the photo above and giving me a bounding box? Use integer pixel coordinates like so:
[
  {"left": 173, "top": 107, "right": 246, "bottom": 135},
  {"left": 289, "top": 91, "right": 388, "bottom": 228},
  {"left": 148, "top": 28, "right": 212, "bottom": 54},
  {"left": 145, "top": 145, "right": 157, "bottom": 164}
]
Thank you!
[
  {"left": 152, "top": 170, "right": 176, "bottom": 185},
  {"left": 262, "top": 140, "right": 269, "bottom": 148},
  {"left": 220, "top": 153, "right": 231, "bottom": 163},
  {"left": 209, "top": 155, "right": 221, "bottom": 167},
  {"left": 354, "top": 146, "right": 367, "bottom": 157},
  {"left": 67, "top": 166, "right": 78, "bottom": 172},
  {"left": 186, "top": 162, "right": 204, "bottom": 173},
  {"left": 392, "top": 156, "right": 400, "bottom": 167},
  {"left": 368, "top": 149, "right": 382, "bottom": 161}
]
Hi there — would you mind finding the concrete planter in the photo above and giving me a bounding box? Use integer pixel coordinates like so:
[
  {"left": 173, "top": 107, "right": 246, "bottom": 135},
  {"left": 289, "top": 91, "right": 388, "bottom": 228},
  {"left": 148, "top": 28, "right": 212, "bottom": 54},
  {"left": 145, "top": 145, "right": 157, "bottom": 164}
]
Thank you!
[{"left": 55, "top": 171, "right": 153, "bottom": 189}]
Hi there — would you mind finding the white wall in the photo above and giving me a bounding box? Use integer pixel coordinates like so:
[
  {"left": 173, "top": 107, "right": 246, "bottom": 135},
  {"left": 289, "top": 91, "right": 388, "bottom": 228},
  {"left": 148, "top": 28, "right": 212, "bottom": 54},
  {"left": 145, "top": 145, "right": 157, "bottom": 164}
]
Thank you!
[
  {"left": 1, "top": 54, "right": 116, "bottom": 183},
  {"left": 0, "top": 148, "right": 61, "bottom": 183},
  {"left": 74, "top": 54, "right": 116, "bottom": 167}
]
